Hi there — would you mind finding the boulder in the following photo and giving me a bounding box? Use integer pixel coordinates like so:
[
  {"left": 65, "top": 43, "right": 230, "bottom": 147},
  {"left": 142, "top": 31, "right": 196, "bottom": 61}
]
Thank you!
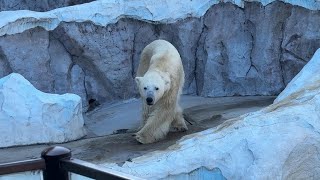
[
  {"left": 103, "top": 49, "right": 320, "bottom": 179},
  {"left": 0, "top": 73, "right": 86, "bottom": 148}
]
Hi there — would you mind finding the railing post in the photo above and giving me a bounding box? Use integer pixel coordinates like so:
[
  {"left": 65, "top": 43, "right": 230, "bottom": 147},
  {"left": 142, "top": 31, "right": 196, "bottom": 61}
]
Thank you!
[{"left": 41, "top": 146, "right": 71, "bottom": 180}]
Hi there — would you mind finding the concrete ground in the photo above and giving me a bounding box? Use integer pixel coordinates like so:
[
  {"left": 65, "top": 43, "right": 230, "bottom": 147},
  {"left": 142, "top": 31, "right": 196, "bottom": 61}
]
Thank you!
[{"left": 0, "top": 95, "right": 275, "bottom": 164}]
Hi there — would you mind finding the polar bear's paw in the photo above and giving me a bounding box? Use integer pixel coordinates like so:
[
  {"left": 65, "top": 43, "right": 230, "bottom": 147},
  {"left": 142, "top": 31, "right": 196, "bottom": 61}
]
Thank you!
[
  {"left": 170, "top": 119, "right": 188, "bottom": 132},
  {"left": 134, "top": 132, "right": 154, "bottom": 144},
  {"left": 170, "top": 125, "right": 188, "bottom": 132}
]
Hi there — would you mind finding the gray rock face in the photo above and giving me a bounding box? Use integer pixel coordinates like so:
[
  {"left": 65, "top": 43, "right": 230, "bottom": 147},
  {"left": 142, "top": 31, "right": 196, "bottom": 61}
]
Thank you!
[
  {"left": 0, "top": 28, "right": 53, "bottom": 93},
  {"left": 281, "top": 6, "right": 320, "bottom": 85},
  {"left": 0, "top": 1, "right": 320, "bottom": 107},
  {"left": 0, "top": 27, "right": 89, "bottom": 108},
  {"left": 0, "top": 0, "right": 94, "bottom": 12},
  {"left": 194, "top": 2, "right": 319, "bottom": 97},
  {"left": 196, "top": 3, "right": 254, "bottom": 96},
  {"left": 52, "top": 22, "right": 136, "bottom": 104}
]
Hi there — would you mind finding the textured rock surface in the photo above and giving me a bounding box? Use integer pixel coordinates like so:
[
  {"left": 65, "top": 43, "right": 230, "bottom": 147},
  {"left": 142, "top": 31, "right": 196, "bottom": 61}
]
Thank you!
[
  {"left": 275, "top": 49, "right": 320, "bottom": 103},
  {"left": 0, "top": 0, "right": 94, "bottom": 12},
  {"left": 280, "top": 7, "right": 320, "bottom": 84},
  {"left": 102, "top": 49, "right": 320, "bottom": 179},
  {"left": 0, "top": 73, "right": 86, "bottom": 148},
  {"left": 1, "top": 0, "right": 320, "bottom": 34},
  {"left": 0, "top": 1, "right": 320, "bottom": 106}
]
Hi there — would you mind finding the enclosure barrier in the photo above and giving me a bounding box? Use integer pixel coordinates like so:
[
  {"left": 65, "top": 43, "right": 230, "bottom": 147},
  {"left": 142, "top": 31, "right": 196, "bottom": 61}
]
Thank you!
[{"left": 0, "top": 146, "right": 143, "bottom": 180}]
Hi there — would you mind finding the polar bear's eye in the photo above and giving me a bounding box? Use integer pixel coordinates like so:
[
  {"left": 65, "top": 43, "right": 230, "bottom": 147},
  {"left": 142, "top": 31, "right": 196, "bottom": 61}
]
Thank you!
[
  {"left": 144, "top": 87, "right": 147, "bottom": 90},
  {"left": 155, "top": 87, "right": 159, "bottom": 91}
]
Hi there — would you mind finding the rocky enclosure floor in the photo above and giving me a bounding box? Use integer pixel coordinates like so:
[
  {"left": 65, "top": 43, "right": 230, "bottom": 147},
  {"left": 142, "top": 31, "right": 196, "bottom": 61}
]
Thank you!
[{"left": 0, "top": 95, "right": 275, "bottom": 164}]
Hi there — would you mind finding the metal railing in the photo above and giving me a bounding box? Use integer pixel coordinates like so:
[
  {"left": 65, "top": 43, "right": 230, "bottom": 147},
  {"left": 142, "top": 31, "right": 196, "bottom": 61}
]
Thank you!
[{"left": 0, "top": 146, "right": 143, "bottom": 180}]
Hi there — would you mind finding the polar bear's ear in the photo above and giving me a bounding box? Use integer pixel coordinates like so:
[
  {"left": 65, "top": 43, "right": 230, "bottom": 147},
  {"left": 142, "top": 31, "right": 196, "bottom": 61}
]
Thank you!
[{"left": 135, "top": 77, "right": 142, "bottom": 84}]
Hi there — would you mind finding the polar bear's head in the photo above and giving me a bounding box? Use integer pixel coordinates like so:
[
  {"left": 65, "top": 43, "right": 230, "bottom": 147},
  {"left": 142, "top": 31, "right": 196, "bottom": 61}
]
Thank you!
[{"left": 135, "top": 72, "right": 170, "bottom": 106}]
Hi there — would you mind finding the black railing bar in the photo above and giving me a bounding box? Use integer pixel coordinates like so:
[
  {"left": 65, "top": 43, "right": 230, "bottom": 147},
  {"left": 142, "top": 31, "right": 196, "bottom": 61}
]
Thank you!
[
  {"left": 0, "top": 158, "right": 45, "bottom": 175},
  {"left": 61, "top": 158, "right": 145, "bottom": 180}
]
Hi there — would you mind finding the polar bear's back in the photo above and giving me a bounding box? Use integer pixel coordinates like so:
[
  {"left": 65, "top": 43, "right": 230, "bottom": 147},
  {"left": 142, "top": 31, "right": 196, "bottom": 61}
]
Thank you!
[
  {"left": 137, "top": 40, "right": 183, "bottom": 77},
  {"left": 145, "top": 39, "right": 179, "bottom": 58}
]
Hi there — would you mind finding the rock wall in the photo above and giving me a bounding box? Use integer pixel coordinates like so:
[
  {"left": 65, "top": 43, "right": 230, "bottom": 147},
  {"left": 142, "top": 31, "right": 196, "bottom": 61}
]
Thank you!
[
  {"left": 0, "top": 0, "right": 94, "bottom": 12},
  {"left": 0, "top": 1, "right": 320, "bottom": 108}
]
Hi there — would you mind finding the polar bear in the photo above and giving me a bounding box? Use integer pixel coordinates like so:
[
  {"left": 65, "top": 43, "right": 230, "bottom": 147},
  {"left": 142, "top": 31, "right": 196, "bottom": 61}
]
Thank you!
[{"left": 134, "top": 39, "right": 188, "bottom": 144}]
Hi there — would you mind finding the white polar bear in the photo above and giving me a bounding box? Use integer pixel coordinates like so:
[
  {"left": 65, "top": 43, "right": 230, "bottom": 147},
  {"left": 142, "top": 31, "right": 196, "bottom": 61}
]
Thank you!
[{"left": 134, "top": 39, "right": 188, "bottom": 144}]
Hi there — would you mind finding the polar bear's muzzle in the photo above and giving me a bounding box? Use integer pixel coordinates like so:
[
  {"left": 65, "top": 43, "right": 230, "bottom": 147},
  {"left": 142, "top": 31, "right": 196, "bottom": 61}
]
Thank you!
[
  {"left": 146, "top": 91, "right": 154, "bottom": 105},
  {"left": 146, "top": 97, "right": 154, "bottom": 105}
]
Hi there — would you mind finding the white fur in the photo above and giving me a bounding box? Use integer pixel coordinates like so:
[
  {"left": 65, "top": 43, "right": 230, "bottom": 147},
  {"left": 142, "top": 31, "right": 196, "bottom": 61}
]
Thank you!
[{"left": 135, "top": 39, "right": 188, "bottom": 144}]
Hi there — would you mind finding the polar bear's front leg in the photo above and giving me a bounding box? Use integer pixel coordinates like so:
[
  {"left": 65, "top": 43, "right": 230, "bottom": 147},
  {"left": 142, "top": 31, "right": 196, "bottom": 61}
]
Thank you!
[
  {"left": 142, "top": 104, "right": 149, "bottom": 125},
  {"left": 137, "top": 104, "right": 151, "bottom": 132},
  {"left": 171, "top": 105, "right": 188, "bottom": 132},
  {"left": 135, "top": 110, "right": 174, "bottom": 144}
]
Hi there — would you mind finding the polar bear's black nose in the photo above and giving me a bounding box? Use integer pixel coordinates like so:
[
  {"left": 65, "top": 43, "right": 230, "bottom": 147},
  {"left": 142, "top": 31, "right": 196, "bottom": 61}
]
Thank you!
[{"left": 146, "top": 97, "right": 153, "bottom": 105}]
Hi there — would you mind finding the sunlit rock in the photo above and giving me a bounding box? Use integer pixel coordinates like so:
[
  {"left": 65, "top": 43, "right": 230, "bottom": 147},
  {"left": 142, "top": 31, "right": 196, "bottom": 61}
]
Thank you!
[{"left": 0, "top": 73, "right": 86, "bottom": 148}]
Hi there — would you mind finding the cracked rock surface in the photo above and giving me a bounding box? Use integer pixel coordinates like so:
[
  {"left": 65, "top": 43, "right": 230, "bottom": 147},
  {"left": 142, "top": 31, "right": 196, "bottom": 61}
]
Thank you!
[
  {"left": 0, "top": 0, "right": 94, "bottom": 12},
  {"left": 0, "top": 1, "right": 320, "bottom": 107},
  {"left": 0, "top": 73, "right": 86, "bottom": 148},
  {"left": 102, "top": 49, "right": 320, "bottom": 179}
]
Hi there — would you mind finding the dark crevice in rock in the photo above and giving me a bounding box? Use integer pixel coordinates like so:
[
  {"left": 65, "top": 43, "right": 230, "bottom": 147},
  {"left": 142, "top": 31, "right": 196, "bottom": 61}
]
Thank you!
[
  {"left": 278, "top": 23, "right": 288, "bottom": 90},
  {"left": 194, "top": 20, "right": 205, "bottom": 96},
  {"left": 86, "top": 98, "right": 100, "bottom": 112},
  {"left": 131, "top": 32, "right": 137, "bottom": 79},
  {"left": 0, "top": 47, "right": 13, "bottom": 77},
  {"left": 277, "top": 8, "right": 292, "bottom": 89},
  {"left": 66, "top": 62, "right": 74, "bottom": 89},
  {"left": 47, "top": 35, "right": 55, "bottom": 92},
  {"left": 245, "top": 20, "right": 258, "bottom": 77},
  {"left": 285, "top": 34, "right": 302, "bottom": 47},
  {"left": 83, "top": 74, "right": 89, "bottom": 102},
  {"left": 283, "top": 49, "right": 307, "bottom": 63},
  {"left": 219, "top": 41, "right": 228, "bottom": 66},
  {"left": 195, "top": 22, "right": 208, "bottom": 96}
]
